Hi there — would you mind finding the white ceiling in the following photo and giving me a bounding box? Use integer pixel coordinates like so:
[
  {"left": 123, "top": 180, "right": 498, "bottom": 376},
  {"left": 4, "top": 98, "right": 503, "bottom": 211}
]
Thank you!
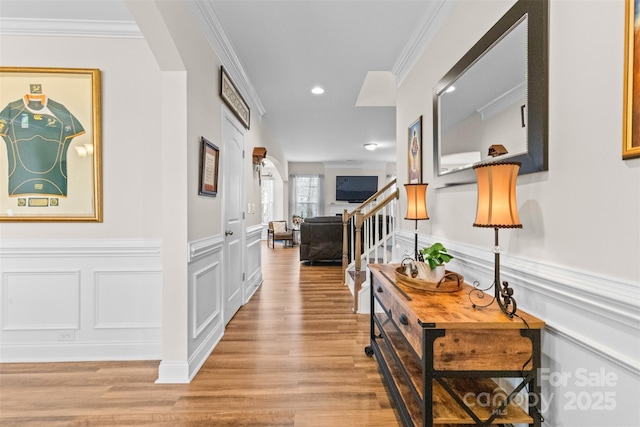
[{"left": 0, "top": 0, "right": 448, "bottom": 165}]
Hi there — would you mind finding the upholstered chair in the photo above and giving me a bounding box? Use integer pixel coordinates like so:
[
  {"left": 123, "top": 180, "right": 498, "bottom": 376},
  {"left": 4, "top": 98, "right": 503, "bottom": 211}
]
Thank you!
[{"left": 267, "top": 221, "right": 294, "bottom": 248}]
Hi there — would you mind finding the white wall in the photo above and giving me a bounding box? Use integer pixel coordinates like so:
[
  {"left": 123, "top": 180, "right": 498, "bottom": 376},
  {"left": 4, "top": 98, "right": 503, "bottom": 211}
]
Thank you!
[
  {"left": 396, "top": 1, "right": 639, "bottom": 425},
  {"left": 0, "top": 37, "right": 164, "bottom": 240}
]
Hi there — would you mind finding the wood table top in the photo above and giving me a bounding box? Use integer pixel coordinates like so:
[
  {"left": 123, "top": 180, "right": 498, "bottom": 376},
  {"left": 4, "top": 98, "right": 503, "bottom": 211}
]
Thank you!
[{"left": 370, "top": 263, "right": 545, "bottom": 330}]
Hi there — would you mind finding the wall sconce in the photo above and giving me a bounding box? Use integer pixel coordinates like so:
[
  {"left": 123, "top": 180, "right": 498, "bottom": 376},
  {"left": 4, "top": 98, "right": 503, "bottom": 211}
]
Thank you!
[
  {"left": 252, "top": 147, "right": 267, "bottom": 185},
  {"left": 470, "top": 161, "right": 522, "bottom": 317},
  {"left": 74, "top": 144, "right": 94, "bottom": 158},
  {"left": 404, "top": 183, "right": 429, "bottom": 260},
  {"left": 252, "top": 147, "right": 267, "bottom": 165}
]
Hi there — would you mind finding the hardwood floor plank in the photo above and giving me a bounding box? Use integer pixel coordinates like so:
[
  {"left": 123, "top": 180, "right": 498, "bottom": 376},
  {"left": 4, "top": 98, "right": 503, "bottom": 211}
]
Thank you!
[{"left": 0, "top": 241, "right": 400, "bottom": 426}]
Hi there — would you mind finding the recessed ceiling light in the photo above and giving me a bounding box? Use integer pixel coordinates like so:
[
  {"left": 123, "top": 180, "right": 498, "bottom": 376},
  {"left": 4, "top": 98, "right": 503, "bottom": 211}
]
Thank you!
[
  {"left": 364, "top": 143, "right": 377, "bottom": 151},
  {"left": 311, "top": 86, "right": 325, "bottom": 95}
]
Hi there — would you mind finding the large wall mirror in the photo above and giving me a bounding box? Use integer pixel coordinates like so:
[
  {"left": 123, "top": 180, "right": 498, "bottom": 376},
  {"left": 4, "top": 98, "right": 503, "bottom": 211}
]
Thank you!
[{"left": 433, "top": 0, "right": 548, "bottom": 187}]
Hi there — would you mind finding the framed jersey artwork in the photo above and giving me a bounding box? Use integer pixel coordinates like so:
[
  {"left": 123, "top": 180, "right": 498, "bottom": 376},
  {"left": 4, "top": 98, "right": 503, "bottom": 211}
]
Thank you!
[{"left": 0, "top": 67, "right": 102, "bottom": 221}]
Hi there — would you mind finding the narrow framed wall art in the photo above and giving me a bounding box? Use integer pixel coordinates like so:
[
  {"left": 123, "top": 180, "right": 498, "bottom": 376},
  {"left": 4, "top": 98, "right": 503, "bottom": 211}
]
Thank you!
[
  {"left": 220, "top": 66, "right": 250, "bottom": 129},
  {"left": 408, "top": 116, "right": 422, "bottom": 183},
  {"left": 0, "top": 67, "right": 102, "bottom": 221}
]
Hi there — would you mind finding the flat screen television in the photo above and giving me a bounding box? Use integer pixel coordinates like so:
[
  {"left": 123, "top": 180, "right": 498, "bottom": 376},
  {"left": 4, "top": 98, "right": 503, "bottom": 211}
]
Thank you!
[{"left": 335, "top": 175, "right": 378, "bottom": 203}]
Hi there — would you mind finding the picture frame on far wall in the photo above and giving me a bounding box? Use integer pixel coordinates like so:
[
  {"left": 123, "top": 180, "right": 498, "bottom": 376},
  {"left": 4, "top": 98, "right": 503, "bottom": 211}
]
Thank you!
[
  {"left": 408, "top": 116, "right": 422, "bottom": 183},
  {"left": 220, "top": 66, "right": 250, "bottom": 130},
  {"left": 199, "top": 137, "right": 219, "bottom": 197},
  {"left": 623, "top": 0, "right": 640, "bottom": 159},
  {"left": 0, "top": 67, "right": 102, "bottom": 222}
]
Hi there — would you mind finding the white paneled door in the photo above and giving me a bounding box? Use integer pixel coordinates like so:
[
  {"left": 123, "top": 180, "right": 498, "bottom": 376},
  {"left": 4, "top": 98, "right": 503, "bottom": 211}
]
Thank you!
[{"left": 221, "top": 110, "right": 245, "bottom": 325}]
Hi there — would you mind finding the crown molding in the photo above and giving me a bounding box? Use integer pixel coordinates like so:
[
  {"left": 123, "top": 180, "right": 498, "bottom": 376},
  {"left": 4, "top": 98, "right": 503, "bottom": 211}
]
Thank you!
[
  {"left": 392, "top": 0, "right": 456, "bottom": 86},
  {"left": 0, "top": 17, "right": 142, "bottom": 38},
  {"left": 183, "top": 1, "right": 266, "bottom": 117},
  {"left": 477, "top": 82, "right": 526, "bottom": 121}
]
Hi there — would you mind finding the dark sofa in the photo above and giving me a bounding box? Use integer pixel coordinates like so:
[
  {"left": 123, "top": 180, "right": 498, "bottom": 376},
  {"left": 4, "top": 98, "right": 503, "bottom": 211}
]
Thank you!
[{"left": 299, "top": 216, "right": 343, "bottom": 264}]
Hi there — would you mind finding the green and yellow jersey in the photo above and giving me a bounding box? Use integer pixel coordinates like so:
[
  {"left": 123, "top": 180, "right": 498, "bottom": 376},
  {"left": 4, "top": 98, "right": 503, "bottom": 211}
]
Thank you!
[{"left": 0, "top": 95, "right": 85, "bottom": 197}]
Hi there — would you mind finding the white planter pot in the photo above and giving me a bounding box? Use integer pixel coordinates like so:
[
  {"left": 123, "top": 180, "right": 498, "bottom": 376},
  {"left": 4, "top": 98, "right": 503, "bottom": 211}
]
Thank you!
[{"left": 416, "top": 263, "right": 446, "bottom": 283}]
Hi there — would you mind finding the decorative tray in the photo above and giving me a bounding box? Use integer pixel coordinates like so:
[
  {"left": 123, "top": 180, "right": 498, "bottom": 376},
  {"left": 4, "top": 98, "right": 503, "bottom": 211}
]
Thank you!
[{"left": 394, "top": 267, "right": 464, "bottom": 293}]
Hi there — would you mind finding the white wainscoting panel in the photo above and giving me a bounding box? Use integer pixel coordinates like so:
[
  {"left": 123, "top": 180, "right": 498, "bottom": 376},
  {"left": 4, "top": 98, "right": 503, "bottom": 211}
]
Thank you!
[
  {"left": 94, "top": 270, "right": 162, "bottom": 329},
  {"left": 2, "top": 270, "right": 80, "bottom": 330},
  {"left": 186, "top": 235, "right": 224, "bottom": 381},
  {"left": 0, "top": 239, "right": 162, "bottom": 362},
  {"left": 183, "top": 228, "right": 263, "bottom": 381},
  {"left": 245, "top": 224, "right": 263, "bottom": 304},
  {"left": 192, "top": 261, "right": 222, "bottom": 339}
]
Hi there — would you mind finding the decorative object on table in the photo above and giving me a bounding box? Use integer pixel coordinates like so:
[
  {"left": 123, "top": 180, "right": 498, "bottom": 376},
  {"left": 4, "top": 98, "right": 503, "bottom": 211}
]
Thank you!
[
  {"left": 623, "top": 0, "right": 640, "bottom": 160},
  {"left": 0, "top": 67, "right": 102, "bottom": 222},
  {"left": 418, "top": 242, "right": 454, "bottom": 282},
  {"left": 220, "top": 66, "right": 250, "bottom": 129},
  {"left": 395, "top": 257, "right": 463, "bottom": 293},
  {"left": 469, "top": 161, "right": 522, "bottom": 317},
  {"left": 199, "top": 137, "right": 219, "bottom": 197},
  {"left": 408, "top": 116, "right": 422, "bottom": 183},
  {"left": 404, "top": 183, "right": 429, "bottom": 260},
  {"left": 487, "top": 144, "right": 508, "bottom": 157}
]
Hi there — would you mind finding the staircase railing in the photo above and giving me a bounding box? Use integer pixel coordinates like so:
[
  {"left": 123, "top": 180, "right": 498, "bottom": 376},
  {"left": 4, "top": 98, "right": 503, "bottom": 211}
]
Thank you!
[{"left": 342, "top": 178, "right": 399, "bottom": 312}]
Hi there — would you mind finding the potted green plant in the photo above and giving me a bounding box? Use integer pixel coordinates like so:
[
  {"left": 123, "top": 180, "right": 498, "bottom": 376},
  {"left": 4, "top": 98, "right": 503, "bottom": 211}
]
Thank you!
[{"left": 417, "top": 243, "right": 454, "bottom": 282}]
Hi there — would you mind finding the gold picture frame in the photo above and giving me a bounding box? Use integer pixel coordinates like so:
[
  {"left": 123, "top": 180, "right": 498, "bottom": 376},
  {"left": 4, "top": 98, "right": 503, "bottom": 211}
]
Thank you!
[
  {"left": 220, "top": 66, "right": 250, "bottom": 129},
  {"left": 0, "top": 67, "right": 102, "bottom": 221},
  {"left": 623, "top": 0, "right": 640, "bottom": 159},
  {"left": 408, "top": 116, "right": 422, "bottom": 183}
]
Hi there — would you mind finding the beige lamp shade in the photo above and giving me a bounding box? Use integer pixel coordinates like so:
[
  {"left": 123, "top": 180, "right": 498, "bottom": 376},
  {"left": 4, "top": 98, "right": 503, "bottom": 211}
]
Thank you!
[
  {"left": 404, "top": 183, "right": 429, "bottom": 220},
  {"left": 473, "top": 162, "right": 522, "bottom": 228}
]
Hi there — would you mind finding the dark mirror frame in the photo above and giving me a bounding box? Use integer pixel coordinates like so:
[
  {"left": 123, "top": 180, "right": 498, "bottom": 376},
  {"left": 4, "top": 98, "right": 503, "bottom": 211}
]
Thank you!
[{"left": 433, "top": 0, "right": 549, "bottom": 187}]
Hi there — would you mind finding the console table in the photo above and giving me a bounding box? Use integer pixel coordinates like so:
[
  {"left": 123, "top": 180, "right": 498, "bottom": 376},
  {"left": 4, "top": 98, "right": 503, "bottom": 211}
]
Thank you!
[{"left": 366, "top": 264, "right": 545, "bottom": 427}]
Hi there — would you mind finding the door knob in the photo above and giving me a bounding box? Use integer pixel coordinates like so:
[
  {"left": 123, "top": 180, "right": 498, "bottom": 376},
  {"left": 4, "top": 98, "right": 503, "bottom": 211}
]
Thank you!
[{"left": 225, "top": 230, "right": 234, "bottom": 236}]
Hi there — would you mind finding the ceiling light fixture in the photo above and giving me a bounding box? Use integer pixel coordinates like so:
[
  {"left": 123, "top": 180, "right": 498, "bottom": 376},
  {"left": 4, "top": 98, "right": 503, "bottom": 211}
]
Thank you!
[
  {"left": 364, "top": 143, "right": 377, "bottom": 151},
  {"left": 311, "top": 86, "right": 325, "bottom": 95}
]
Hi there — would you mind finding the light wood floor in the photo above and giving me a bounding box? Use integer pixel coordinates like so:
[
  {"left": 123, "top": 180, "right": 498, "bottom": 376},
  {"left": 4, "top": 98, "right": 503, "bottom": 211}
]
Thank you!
[{"left": 0, "top": 241, "right": 400, "bottom": 426}]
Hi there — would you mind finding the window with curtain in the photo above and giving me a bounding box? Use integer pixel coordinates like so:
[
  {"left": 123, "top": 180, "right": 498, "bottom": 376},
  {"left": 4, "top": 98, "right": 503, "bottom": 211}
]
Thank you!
[
  {"left": 261, "top": 177, "right": 274, "bottom": 225},
  {"left": 290, "top": 174, "right": 324, "bottom": 219}
]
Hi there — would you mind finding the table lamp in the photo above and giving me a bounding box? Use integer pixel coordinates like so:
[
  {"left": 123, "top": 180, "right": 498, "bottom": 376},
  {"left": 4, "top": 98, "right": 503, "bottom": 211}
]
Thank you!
[
  {"left": 404, "top": 183, "right": 429, "bottom": 260},
  {"left": 471, "top": 161, "right": 522, "bottom": 317}
]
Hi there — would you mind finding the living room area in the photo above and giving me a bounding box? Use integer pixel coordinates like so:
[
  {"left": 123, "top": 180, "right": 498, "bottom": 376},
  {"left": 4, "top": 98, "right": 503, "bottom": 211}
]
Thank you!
[{"left": 261, "top": 160, "right": 396, "bottom": 263}]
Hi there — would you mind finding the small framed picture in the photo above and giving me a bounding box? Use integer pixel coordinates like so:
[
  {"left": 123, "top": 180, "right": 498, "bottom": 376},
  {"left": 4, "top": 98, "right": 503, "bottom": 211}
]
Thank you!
[
  {"left": 199, "top": 137, "right": 219, "bottom": 197},
  {"left": 408, "top": 116, "right": 422, "bottom": 183}
]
